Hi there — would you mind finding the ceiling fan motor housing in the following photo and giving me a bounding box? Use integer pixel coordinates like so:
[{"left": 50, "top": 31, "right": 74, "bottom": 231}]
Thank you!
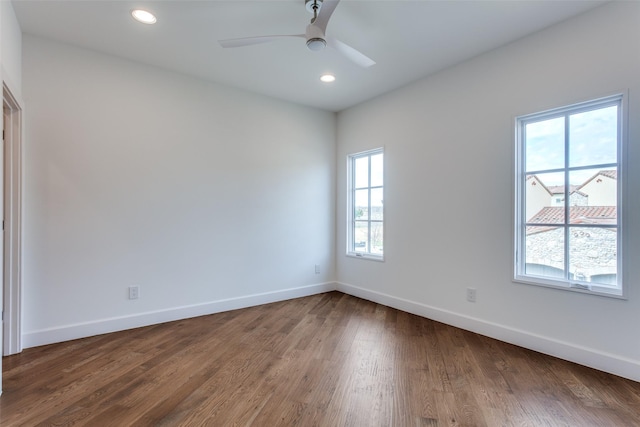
[{"left": 305, "top": 22, "right": 326, "bottom": 51}]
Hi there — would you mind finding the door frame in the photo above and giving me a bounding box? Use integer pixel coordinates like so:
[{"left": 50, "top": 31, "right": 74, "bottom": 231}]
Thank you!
[{"left": 3, "top": 81, "right": 22, "bottom": 356}]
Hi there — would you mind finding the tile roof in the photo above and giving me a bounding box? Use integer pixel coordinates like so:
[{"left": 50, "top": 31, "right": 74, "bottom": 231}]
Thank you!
[
  {"left": 599, "top": 170, "right": 617, "bottom": 180},
  {"left": 527, "top": 205, "right": 617, "bottom": 235}
]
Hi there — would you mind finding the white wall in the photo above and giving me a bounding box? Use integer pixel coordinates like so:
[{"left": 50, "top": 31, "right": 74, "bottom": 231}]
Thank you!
[
  {"left": 22, "top": 35, "right": 336, "bottom": 346},
  {"left": 336, "top": 2, "right": 640, "bottom": 381},
  {"left": 1, "top": 0, "right": 22, "bottom": 97}
]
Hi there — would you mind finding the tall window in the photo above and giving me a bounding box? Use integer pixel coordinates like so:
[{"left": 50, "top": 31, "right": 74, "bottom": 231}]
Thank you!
[
  {"left": 348, "top": 148, "right": 384, "bottom": 259},
  {"left": 515, "top": 95, "right": 624, "bottom": 297}
]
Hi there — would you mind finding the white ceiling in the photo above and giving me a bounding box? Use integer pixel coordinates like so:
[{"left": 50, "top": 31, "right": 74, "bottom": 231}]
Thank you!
[{"left": 13, "top": 0, "right": 606, "bottom": 112}]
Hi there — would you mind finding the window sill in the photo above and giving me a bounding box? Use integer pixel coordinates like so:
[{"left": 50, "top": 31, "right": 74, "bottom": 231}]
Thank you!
[
  {"left": 513, "top": 275, "right": 626, "bottom": 300},
  {"left": 346, "top": 252, "right": 384, "bottom": 262}
]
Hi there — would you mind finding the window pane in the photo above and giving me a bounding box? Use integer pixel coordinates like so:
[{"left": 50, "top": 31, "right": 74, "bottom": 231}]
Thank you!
[
  {"left": 569, "top": 168, "right": 617, "bottom": 225},
  {"left": 569, "top": 106, "right": 617, "bottom": 168},
  {"left": 525, "top": 117, "right": 565, "bottom": 172},
  {"left": 525, "top": 172, "right": 564, "bottom": 223},
  {"left": 371, "top": 153, "right": 383, "bottom": 187},
  {"left": 371, "top": 188, "right": 383, "bottom": 220},
  {"left": 354, "top": 221, "right": 368, "bottom": 252},
  {"left": 354, "top": 156, "right": 369, "bottom": 188},
  {"left": 525, "top": 226, "right": 565, "bottom": 278},
  {"left": 569, "top": 227, "right": 617, "bottom": 285},
  {"left": 371, "top": 222, "right": 383, "bottom": 254},
  {"left": 354, "top": 189, "right": 368, "bottom": 220}
]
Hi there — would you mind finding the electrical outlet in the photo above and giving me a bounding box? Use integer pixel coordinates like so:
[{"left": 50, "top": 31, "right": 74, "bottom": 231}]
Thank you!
[
  {"left": 466, "top": 288, "right": 476, "bottom": 303},
  {"left": 129, "top": 286, "right": 140, "bottom": 300},
  {"left": 315, "top": 264, "right": 320, "bottom": 274}
]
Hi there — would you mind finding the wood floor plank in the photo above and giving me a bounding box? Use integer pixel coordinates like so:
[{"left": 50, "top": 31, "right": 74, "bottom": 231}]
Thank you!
[{"left": 2, "top": 291, "right": 640, "bottom": 426}]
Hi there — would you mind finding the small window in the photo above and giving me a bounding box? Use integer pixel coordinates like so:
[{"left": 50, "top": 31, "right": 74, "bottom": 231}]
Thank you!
[
  {"left": 347, "top": 148, "right": 384, "bottom": 260},
  {"left": 515, "top": 95, "right": 624, "bottom": 297}
]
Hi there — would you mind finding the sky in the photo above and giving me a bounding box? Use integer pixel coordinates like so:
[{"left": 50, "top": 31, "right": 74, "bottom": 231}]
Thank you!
[
  {"left": 354, "top": 153, "right": 383, "bottom": 209},
  {"left": 525, "top": 105, "right": 617, "bottom": 186}
]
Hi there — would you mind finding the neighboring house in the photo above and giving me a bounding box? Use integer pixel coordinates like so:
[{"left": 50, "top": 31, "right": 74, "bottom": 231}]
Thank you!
[
  {"left": 525, "top": 170, "right": 617, "bottom": 284},
  {"left": 525, "top": 175, "right": 553, "bottom": 220},
  {"left": 525, "top": 169, "right": 616, "bottom": 221},
  {"left": 546, "top": 185, "right": 588, "bottom": 207},
  {"left": 577, "top": 170, "right": 617, "bottom": 206},
  {"left": 526, "top": 175, "right": 591, "bottom": 221}
]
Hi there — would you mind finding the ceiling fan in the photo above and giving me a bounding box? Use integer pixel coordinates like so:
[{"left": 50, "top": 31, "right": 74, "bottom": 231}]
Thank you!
[{"left": 218, "top": 0, "right": 375, "bottom": 68}]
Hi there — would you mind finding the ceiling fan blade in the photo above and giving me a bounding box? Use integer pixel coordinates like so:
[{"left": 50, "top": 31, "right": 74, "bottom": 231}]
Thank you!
[
  {"left": 313, "top": 0, "right": 340, "bottom": 33},
  {"left": 327, "top": 37, "right": 376, "bottom": 68},
  {"left": 219, "top": 34, "right": 305, "bottom": 48}
]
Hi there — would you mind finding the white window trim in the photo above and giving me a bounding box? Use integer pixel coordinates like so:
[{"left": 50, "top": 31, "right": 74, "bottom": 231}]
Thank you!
[
  {"left": 513, "top": 93, "right": 627, "bottom": 299},
  {"left": 347, "top": 148, "right": 384, "bottom": 261}
]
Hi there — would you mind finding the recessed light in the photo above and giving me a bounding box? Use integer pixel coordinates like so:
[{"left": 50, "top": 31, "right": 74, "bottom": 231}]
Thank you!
[
  {"left": 131, "top": 9, "right": 157, "bottom": 24},
  {"left": 320, "top": 74, "right": 336, "bottom": 83}
]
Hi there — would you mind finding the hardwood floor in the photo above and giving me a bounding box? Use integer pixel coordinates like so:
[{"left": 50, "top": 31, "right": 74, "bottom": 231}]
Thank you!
[{"left": 2, "top": 292, "right": 639, "bottom": 426}]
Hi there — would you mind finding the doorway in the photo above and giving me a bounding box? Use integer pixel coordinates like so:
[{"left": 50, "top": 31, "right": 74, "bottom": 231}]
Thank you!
[{"left": 3, "top": 82, "right": 23, "bottom": 359}]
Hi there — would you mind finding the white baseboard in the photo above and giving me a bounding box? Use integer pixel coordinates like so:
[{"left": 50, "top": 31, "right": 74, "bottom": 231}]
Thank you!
[
  {"left": 23, "top": 282, "right": 336, "bottom": 349},
  {"left": 336, "top": 281, "right": 640, "bottom": 383},
  {"left": 22, "top": 281, "right": 639, "bottom": 382}
]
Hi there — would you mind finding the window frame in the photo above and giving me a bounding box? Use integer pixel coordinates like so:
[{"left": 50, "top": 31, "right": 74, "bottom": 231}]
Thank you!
[
  {"left": 347, "top": 148, "right": 384, "bottom": 261},
  {"left": 514, "top": 94, "right": 626, "bottom": 298}
]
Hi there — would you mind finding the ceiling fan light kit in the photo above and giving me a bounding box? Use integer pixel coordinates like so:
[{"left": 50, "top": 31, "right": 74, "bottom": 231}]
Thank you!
[
  {"left": 306, "top": 38, "right": 327, "bottom": 51},
  {"left": 218, "top": 0, "right": 375, "bottom": 68}
]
